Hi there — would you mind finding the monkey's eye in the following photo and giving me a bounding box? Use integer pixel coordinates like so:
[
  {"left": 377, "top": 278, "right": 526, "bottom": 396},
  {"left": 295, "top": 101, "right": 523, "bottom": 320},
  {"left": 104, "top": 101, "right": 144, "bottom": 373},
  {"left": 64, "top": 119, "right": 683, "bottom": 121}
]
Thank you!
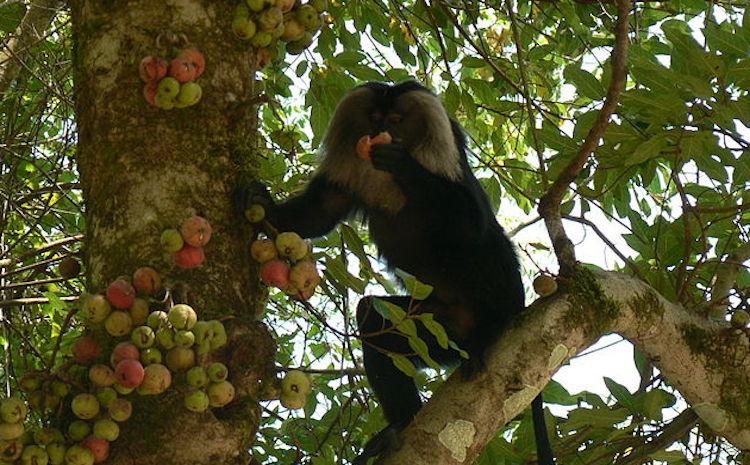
[
  {"left": 371, "top": 112, "right": 384, "bottom": 123},
  {"left": 388, "top": 113, "right": 403, "bottom": 124}
]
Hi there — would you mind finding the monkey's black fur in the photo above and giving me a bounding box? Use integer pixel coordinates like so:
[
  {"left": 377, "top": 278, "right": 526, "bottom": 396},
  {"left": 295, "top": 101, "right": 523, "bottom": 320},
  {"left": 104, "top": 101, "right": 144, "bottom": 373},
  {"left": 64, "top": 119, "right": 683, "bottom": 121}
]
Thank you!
[{"left": 237, "top": 81, "right": 554, "bottom": 465}]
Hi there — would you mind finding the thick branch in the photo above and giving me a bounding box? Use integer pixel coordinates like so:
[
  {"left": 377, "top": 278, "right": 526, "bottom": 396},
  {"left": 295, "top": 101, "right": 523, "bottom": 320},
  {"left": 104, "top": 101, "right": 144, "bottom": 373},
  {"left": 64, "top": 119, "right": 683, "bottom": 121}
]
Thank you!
[
  {"left": 381, "top": 270, "right": 750, "bottom": 465},
  {"left": 537, "top": 0, "right": 630, "bottom": 276}
]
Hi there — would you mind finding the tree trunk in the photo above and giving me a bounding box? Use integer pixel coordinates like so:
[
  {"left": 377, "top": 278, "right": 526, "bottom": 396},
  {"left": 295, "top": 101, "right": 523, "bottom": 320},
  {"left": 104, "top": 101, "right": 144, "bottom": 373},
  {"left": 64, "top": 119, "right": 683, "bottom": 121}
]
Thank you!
[{"left": 69, "top": 1, "right": 272, "bottom": 463}]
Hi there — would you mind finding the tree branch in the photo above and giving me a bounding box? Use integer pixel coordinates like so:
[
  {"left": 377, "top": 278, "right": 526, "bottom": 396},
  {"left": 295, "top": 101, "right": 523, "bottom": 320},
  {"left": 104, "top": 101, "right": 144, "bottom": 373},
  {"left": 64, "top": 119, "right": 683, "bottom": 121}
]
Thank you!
[
  {"left": 0, "top": 0, "right": 63, "bottom": 96},
  {"left": 381, "top": 270, "right": 750, "bottom": 465},
  {"left": 537, "top": 0, "right": 631, "bottom": 276}
]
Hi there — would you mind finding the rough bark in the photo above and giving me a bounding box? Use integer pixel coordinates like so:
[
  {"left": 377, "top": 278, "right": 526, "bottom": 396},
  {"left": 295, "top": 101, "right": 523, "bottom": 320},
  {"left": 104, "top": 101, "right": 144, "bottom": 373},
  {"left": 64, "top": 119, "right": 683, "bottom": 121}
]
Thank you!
[
  {"left": 69, "top": 1, "right": 271, "bottom": 464},
  {"left": 382, "top": 270, "right": 750, "bottom": 465}
]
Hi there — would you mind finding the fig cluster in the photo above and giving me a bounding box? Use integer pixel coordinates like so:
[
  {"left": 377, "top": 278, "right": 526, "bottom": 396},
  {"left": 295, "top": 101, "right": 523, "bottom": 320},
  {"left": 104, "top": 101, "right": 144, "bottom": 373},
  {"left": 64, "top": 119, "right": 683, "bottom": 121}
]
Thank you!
[
  {"left": 140, "top": 48, "right": 205, "bottom": 110},
  {"left": 279, "top": 370, "right": 311, "bottom": 410},
  {"left": 160, "top": 215, "right": 213, "bottom": 270},
  {"left": 232, "top": 0, "right": 329, "bottom": 67},
  {"left": 184, "top": 363, "right": 235, "bottom": 412},
  {"left": 251, "top": 229, "right": 321, "bottom": 301}
]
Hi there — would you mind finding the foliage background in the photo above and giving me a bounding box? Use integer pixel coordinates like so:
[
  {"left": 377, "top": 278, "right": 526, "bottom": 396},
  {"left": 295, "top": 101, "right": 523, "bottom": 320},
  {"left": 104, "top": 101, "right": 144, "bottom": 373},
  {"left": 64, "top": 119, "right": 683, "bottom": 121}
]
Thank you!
[{"left": 1, "top": 0, "right": 748, "bottom": 464}]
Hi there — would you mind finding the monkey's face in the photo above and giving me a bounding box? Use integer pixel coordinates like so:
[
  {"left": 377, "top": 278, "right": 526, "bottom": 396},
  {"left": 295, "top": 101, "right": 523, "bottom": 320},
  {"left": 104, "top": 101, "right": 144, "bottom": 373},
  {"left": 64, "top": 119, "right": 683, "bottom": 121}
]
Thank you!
[{"left": 319, "top": 81, "right": 463, "bottom": 211}]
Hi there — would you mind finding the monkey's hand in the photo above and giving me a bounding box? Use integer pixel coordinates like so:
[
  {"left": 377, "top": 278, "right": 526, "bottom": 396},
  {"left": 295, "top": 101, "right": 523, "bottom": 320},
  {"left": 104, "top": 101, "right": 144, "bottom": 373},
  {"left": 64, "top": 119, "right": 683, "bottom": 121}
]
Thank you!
[
  {"left": 353, "top": 423, "right": 405, "bottom": 465},
  {"left": 370, "top": 143, "right": 418, "bottom": 175},
  {"left": 232, "top": 180, "right": 275, "bottom": 219}
]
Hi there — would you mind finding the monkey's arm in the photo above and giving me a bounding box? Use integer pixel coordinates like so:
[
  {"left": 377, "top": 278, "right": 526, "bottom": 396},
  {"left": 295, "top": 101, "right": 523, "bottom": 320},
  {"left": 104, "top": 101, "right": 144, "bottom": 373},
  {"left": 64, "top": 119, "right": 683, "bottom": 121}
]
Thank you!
[{"left": 238, "top": 177, "right": 354, "bottom": 239}]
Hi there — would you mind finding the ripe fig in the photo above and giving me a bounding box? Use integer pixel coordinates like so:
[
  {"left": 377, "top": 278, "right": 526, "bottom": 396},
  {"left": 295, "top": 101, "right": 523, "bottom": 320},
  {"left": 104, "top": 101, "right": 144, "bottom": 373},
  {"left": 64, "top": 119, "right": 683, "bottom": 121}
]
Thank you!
[
  {"left": 146, "top": 310, "right": 168, "bottom": 329},
  {"left": 168, "top": 304, "right": 197, "bottom": 330},
  {"left": 104, "top": 310, "right": 133, "bottom": 337},
  {"left": 46, "top": 443, "right": 66, "bottom": 465},
  {"left": 51, "top": 381, "right": 70, "bottom": 398},
  {"left": 21, "top": 445, "right": 48, "bottom": 465},
  {"left": 143, "top": 81, "right": 158, "bottom": 106},
  {"left": 19, "top": 371, "right": 43, "bottom": 392},
  {"left": 0, "top": 422, "right": 23, "bottom": 441},
  {"left": 129, "top": 298, "right": 150, "bottom": 326},
  {"left": 180, "top": 216, "right": 212, "bottom": 247},
  {"left": 0, "top": 438, "right": 23, "bottom": 461},
  {"left": 140, "top": 347, "right": 163, "bottom": 365},
  {"left": 175, "top": 330, "right": 195, "bottom": 348},
  {"left": 243, "top": 204, "right": 265, "bottom": 223},
  {"left": 232, "top": 16, "right": 257, "bottom": 40},
  {"left": 258, "top": 7, "right": 283, "bottom": 31},
  {"left": 114, "top": 359, "right": 145, "bottom": 389},
  {"left": 280, "top": 18, "right": 305, "bottom": 42},
  {"left": 67, "top": 421, "right": 90, "bottom": 442},
  {"left": 208, "top": 320, "right": 228, "bottom": 350},
  {"left": 165, "top": 347, "right": 195, "bottom": 371},
  {"left": 251, "top": 239, "right": 277, "bottom": 263},
  {"left": 184, "top": 389, "right": 209, "bottom": 412},
  {"left": 71, "top": 394, "right": 100, "bottom": 420},
  {"left": 132, "top": 267, "right": 162, "bottom": 295},
  {"left": 289, "top": 261, "right": 320, "bottom": 293},
  {"left": 95, "top": 387, "right": 117, "bottom": 408},
  {"left": 168, "top": 57, "right": 197, "bottom": 83},
  {"left": 533, "top": 275, "right": 558, "bottom": 297},
  {"left": 107, "top": 398, "right": 133, "bottom": 422},
  {"left": 112, "top": 384, "right": 134, "bottom": 395},
  {"left": 81, "top": 294, "right": 111, "bottom": 325},
  {"left": 260, "top": 259, "right": 290, "bottom": 288},
  {"left": 0, "top": 397, "right": 27, "bottom": 423},
  {"left": 88, "top": 365, "right": 116, "bottom": 387},
  {"left": 207, "top": 362, "right": 228, "bottom": 382},
  {"left": 160, "top": 229, "right": 184, "bottom": 253},
  {"left": 58, "top": 256, "right": 81, "bottom": 279},
  {"left": 275, "top": 232, "right": 308, "bottom": 261},
  {"left": 106, "top": 278, "right": 136, "bottom": 309},
  {"left": 139, "top": 56, "right": 168, "bottom": 82},
  {"left": 249, "top": 31, "right": 273, "bottom": 48},
  {"left": 281, "top": 370, "right": 311, "bottom": 396},
  {"left": 173, "top": 245, "right": 205, "bottom": 269},
  {"left": 207, "top": 381, "right": 235, "bottom": 408},
  {"left": 136, "top": 364, "right": 172, "bottom": 395},
  {"left": 93, "top": 419, "right": 119, "bottom": 442},
  {"left": 81, "top": 437, "right": 107, "bottom": 464},
  {"left": 186, "top": 367, "right": 209, "bottom": 388},
  {"left": 110, "top": 342, "right": 140, "bottom": 367},
  {"left": 131, "top": 326, "right": 155, "bottom": 348},
  {"left": 155, "top": 328, "right": 177, "bottom": 350},
  {"left": 246, "top": 0, "right": 265, "bottom": 12},
  {"left": 157, "top": 77, "right": 180, "bottom": 99},
  {"left": 175, "top": 82, "right": 202, "bottom": 107},
  {"left": 177, "top": 48, "right": 205, "bottom": 77}
]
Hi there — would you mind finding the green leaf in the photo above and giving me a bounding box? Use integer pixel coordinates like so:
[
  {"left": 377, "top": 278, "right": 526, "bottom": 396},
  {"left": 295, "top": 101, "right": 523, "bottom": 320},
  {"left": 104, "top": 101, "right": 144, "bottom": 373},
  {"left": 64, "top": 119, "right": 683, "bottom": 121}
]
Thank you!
[
  {"left": 323, "top": 255, "right": 366, "bottom": 294},
  {"left": 419, "top": 313, "right": 449, "bottom": 349},
  {"left": 389, "top": 354, "right": 417, "bottom": 377},
  {"left": 603, "top": 377, "right": 635, "bottom": 411},
  {"left": 563, "top": 65, "right": 606, "bottom": 100},
  {"left": 394, "top": 269, "right": 433, "bottom": 300},
  {"left": 373, "top": 298, "right": 407, "bottom": 322},
  {"left": 626, "top": 134, "right": 669, "bottom": 166},
  {"left": 408, "top": 336, "right": 439, "bottom": 369},
  {"left": 0, "top": 2, "right": 26, "bottom": 33},
  {"left": 704, "top": 23, "right": 750, "bottom": 58}
]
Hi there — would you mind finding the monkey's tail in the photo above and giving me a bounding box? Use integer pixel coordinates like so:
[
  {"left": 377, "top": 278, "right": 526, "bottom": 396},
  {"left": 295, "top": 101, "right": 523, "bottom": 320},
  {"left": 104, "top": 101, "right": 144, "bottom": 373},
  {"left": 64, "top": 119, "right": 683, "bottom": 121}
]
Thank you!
[{"left": 531, "top": 394, "right": 556, "bottom": 465}]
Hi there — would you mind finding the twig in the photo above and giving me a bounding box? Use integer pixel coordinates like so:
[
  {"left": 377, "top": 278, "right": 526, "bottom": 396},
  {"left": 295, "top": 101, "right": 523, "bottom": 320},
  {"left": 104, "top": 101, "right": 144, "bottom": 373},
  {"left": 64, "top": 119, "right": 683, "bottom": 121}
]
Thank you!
[
  {"left": 537, "top": 0, "right": 631, "bottom": 276},
  {"left": 0, "top": 296, "right": 77, "bottom": 308}
]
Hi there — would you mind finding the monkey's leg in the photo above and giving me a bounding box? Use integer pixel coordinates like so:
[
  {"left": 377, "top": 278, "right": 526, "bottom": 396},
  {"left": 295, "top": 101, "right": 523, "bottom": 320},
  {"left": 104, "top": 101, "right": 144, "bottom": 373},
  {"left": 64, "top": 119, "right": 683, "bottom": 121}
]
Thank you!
[
  {"left": 235, "top": 176, "right": 354, "bottom": 238},
  {"left": 354, "top": 295, "right": 460, "bottom": 464}
]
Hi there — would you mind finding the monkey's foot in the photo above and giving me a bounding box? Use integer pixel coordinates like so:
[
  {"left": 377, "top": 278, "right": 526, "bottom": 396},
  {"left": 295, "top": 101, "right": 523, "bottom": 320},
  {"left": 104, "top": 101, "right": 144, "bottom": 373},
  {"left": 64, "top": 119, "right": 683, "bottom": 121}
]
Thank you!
[{"left": 353, "top": 423, "right": 405, "bottom": 465}]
